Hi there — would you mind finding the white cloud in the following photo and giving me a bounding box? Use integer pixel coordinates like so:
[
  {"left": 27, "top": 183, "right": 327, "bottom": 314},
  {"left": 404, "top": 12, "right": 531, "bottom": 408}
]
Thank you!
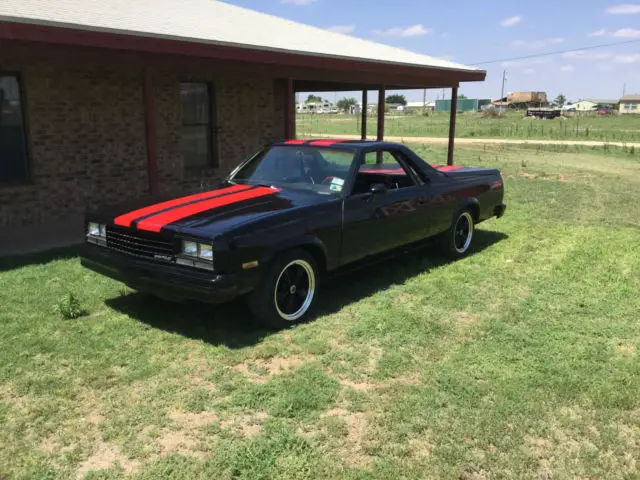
[
  {"left": 511, "top": 38, "right": 564, "bottom": 49},
  {"left": 560, "top": 65, "right": 575, "bottom": 72},
  {"left": 615, "top": 53, "right": 640, "bottom": 63},
  {"left": 523, "top": 68, "right": 536, "bottom": 74},
  {"left": 280, "top": 0, "right": 317, "bottom": 4},
  {"left": 501, "top": 15, "right": 523, "bottom": 27},
  {"left": 327, "top": 25, "right": 355, "bottom": 34},
  {"left": 606, "top": 4, "right": 640, "bottom": 14},
  {"left": 587, "top": 28, "right": 640, "bottom": 38},
  {"left": 372, "top": 24, "right": 433, "bottom": 37},
  {"left": 562, "top": 50, "right": 613, "bottom": 60}
]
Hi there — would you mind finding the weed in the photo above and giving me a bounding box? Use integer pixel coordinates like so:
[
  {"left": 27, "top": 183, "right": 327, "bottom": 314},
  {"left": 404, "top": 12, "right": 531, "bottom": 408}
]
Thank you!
[{"left": 54, "top": 291, "right": 87, "bottom": 319}]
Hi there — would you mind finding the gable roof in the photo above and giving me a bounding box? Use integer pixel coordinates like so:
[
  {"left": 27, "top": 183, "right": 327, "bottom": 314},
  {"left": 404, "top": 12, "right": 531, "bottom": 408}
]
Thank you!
[
  {"left": 0, "top": 0, "right": 482, "bottom": 76},
  {"left": 577, "top": 99, "right": 619, "bottom": 105},
  {"left": 621, "top": 95, "right": 640, "bottom": 102}
]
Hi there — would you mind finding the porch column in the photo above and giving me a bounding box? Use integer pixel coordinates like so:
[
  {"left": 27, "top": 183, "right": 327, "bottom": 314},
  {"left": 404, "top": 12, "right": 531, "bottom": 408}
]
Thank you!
[
  {"left": 284, "top": 78, "right": 294, "bottom": 140},
  {"left": 377, "top": 86, "right": 385, "bottom": 141},
  {"left": 143, "top": 68, "right": 158, "bottom": 196},
  {"left": 447, "top": 86, "right": 458, "bottom": 166},
  {"left": 361, "top": 90, "right": 368, "bottom": 140}
]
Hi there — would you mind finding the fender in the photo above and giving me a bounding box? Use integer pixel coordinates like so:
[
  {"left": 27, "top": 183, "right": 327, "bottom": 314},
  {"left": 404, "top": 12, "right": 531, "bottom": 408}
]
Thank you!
[
  {"left": 260, "top": 234, "right": 330, "bottom": 272},
  {"left": 455, "top": 197, "right": 481, "bottom": 223}
]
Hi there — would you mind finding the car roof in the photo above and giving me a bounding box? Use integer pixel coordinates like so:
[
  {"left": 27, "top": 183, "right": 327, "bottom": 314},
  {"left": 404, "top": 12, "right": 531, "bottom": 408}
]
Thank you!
[{"left": 270, "top": 139, "right": 406, "bottom": 151}]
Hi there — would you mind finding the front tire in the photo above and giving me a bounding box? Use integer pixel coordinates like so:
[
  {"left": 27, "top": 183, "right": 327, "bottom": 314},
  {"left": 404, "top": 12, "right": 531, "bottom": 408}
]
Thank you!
[
  {"left": 248, "top": 250, "right": 319, "bottom": 329},
  {"left": 443, "top": 209, "right": 475, "bottom": 259}
]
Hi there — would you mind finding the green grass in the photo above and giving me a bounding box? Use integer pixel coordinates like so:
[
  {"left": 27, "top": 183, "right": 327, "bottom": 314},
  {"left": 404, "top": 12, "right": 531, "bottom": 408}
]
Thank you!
[
  {"left": 1, "top": 145, "right": 640, "bottom": 479},
  {"left": 297, "top": 111, "right": 640, "bottom": 142}
]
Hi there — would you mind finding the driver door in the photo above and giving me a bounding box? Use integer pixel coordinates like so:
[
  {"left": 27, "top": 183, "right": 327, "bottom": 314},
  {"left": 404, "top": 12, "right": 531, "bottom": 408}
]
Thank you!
[{"left": 340, "top": 150, "right": 428, "bottom": 265}]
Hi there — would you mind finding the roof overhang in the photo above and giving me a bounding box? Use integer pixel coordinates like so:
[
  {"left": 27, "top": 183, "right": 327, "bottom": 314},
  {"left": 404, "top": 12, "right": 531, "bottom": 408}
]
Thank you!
[{"left": 0, "top": 20, "right": 485, "bottom": 89}]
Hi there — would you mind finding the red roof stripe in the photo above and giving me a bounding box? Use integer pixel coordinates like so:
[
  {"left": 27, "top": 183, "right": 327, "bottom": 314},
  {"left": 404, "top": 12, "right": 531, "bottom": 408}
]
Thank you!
[
  {"left": 436, "top": 165, "right": 464, "bottom": 172},
  {"left": 136, "top": 187, "right": 281, "bottom": 232},
  {"left": 308, "top": 139, "right": 345, "bottom": 146},
  {"left": 114, "top": 184, "right": 251, "bottom": 227},
  {"left": 284, "top": 139, "right": 309, "bottom": 145}
]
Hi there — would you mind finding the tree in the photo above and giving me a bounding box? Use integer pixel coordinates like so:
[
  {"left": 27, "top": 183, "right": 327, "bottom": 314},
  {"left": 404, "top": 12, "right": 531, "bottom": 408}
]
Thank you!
[
  {"left": 553, "top": 94, "right": 566, "bottom": 107},
  {"left": 336, "top": 97, "right": 357, "bottom": 113},
  {"left": 458, "top": 94, "right": 468, "bottom": 100},
  {"left": 385, "top": 94, "right": 407, "bottom": 106},
  {"left": 305, "top": 94, "right": 323, "bottom": 104}
]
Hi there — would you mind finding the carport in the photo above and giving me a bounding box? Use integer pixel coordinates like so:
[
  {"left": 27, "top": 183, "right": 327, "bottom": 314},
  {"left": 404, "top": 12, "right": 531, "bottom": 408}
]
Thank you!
[{"left": 0, "top": 0, "right": 485, "bottom": 253}]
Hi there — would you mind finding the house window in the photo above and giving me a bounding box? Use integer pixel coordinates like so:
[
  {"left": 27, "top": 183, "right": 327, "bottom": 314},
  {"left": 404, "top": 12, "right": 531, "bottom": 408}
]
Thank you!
[
  {"left": 180, "top": 82, "right": 217, "bottom": 169},
  {"left": 0, "top": 74, "right": 29, "bottom": 183}
]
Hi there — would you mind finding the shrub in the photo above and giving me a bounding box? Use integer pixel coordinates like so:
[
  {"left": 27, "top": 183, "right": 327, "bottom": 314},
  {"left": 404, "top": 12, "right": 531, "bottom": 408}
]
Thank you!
[{"left": 55, "top": 292, "right": 87, "bottom": 320}]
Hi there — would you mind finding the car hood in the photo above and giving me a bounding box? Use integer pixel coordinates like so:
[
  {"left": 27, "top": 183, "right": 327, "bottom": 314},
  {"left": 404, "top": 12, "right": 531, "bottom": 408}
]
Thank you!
[{"left": 93, "top": 184, "right": 333, "bottom": 237}]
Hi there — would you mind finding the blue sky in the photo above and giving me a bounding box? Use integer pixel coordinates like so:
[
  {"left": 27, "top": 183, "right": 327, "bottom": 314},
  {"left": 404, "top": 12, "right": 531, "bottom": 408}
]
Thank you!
[{"left": 228, "top": 0, "right": 640, "bottom": 102}]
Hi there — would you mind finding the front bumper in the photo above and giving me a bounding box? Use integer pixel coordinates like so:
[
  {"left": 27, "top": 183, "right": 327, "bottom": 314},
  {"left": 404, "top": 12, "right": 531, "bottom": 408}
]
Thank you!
[{"left": 80, "top": 244, "right": 260, "bottom": 304}]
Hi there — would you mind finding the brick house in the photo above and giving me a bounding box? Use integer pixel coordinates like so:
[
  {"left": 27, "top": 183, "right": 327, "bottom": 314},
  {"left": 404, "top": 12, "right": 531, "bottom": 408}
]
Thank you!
[{"left": 0, "top": 0, "right": 484, "bottom": 254}]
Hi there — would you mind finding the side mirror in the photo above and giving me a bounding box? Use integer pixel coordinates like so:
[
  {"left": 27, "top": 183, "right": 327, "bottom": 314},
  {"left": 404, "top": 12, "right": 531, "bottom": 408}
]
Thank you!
[{"left": 370, "top": 183, "right": 388, "bottom": 195}]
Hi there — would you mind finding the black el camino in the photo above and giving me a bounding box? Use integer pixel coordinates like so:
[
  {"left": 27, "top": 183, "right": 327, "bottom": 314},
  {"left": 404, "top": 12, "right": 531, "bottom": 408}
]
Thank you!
[{"left": 82, "top": 139, "right": 506, "bottom": 328}]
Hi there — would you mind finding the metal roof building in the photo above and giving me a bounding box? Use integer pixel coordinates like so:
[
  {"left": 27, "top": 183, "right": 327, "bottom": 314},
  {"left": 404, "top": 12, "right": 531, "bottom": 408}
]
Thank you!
[{"left": 0, "top": 0, "right": 485, "bottom": 252}]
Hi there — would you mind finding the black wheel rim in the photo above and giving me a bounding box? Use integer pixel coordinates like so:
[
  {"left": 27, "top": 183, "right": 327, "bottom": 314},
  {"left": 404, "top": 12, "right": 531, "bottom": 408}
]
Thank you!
[
  {"left": 274, "top": 261, "right": 314, "bottom": 320},
  {"left": 454, "top": 213, "right": 473, "bottom": 253}
]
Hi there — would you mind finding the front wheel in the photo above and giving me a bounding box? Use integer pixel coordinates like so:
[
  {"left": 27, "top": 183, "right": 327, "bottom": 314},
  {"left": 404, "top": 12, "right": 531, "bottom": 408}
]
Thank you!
[
  {"left": 442, "top": 209, "right": 475, "bottom": 259},
  {"left": 248, "top": 250, "right": 319, "bottom": 329}
]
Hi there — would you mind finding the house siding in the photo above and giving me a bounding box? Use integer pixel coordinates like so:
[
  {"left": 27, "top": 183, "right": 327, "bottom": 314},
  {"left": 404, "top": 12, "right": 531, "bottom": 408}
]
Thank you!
[{"left": 0, "top": 46, "right": 285, "bottom": 228}]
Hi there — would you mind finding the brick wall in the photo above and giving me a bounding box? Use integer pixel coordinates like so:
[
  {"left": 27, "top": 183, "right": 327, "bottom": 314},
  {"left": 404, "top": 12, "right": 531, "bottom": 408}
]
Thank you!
[{"left": 0, "top": 47, "right": 285, "bottom": 227}]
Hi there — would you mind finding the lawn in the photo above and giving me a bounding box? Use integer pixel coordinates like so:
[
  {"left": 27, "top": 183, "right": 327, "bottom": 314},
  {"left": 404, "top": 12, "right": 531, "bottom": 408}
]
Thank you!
[
  {"left": 297, "top": 111, "right": 640, "bottom": 143},
  {"left": 1, "top": 144, "right": 640, "bottom": 479}
]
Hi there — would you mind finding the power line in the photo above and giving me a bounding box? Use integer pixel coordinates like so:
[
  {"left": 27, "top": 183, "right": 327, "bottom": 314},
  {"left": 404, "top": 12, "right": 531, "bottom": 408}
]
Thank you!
[{"left": 470, "top": 38, "right": 640, "bottom": 66}]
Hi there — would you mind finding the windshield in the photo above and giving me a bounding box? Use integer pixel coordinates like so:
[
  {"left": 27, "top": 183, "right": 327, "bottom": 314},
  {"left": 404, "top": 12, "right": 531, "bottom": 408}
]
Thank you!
[{"left": 229, "top": 146, "right": 355, "bottom": 196}]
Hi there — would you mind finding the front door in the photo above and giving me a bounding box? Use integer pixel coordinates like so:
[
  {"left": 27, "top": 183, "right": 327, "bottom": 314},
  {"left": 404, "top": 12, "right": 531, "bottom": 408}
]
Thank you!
[{"left": 340, "top": 150, "right": 429, "bottom": 265}]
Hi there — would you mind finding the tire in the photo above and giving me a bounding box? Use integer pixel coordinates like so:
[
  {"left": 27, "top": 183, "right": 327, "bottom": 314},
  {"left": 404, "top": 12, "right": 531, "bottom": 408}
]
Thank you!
[
  {"left": 248, "top": 249, "right": 319, "bottom": 329},
  {"left": 442, "top": 209, "right": 475, "bottom": 259}
]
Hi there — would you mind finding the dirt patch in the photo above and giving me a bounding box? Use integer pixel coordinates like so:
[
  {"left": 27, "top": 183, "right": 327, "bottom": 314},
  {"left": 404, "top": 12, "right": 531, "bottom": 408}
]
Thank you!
[
  {"left": 220, "top": 412, "right": 268, "bottom": 438},
  {"left": 526, "top": 435, "right": 552, "bottom": 459},
  {"left": 168, "top": 410, "right": 219, "bottom": 428},
  {"left": 157, "top": 430, "right": 203, "bottom": 458},
  {"left": 322, "top": 408, "right": 374, "bottom": 468},
  {"left": 232, "top": 355, "right": 310, "bottom": 383},
  {"left": 456, "top": 312, "right": 481, "bottom": 327},
  {"left": 338, "top": 378, "right": 376, "bottom": 391},
  {"left": 76, "top": 440, "right": 140, "bottom": 479},
  {"left": 409, "top": 437, "right": 432, "bottom": 458},
  {"left": 615, "top": 342, "right": 637, "bottom": 357}
]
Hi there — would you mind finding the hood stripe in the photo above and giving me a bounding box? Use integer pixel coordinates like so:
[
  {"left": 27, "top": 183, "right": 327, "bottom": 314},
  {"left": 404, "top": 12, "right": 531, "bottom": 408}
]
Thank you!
[
  {"left": 114, "top": 185, "right": 251, "bottom": 227},
  {"left": 136, "top": 186, "right": 281, "bottom": 232}
]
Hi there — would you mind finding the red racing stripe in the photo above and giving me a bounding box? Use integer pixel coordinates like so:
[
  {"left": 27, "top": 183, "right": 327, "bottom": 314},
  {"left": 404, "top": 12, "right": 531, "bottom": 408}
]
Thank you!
[
  {"left": 136, "top": 187, "right": 281, "bottom": 232},
  {"left": 309, "top": 139, "right": 344, "bottom": 146},
  {"left": 437, "top": 165, "right": 464, "bottom": 172},
  {"left": 284, "top": 139, "right": 309, "bottom": 145},
  {"left": 360, "top": 168, "right": 406, "bottom": 175},
  {"left": 114, "top": 185, "right": 252, "bottom": 227}
]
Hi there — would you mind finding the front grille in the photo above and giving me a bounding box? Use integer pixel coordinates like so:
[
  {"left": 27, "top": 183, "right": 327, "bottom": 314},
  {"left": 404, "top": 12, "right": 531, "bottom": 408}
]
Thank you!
[{"left": 106, "top": 225, "right": 175, "bottom": 259}]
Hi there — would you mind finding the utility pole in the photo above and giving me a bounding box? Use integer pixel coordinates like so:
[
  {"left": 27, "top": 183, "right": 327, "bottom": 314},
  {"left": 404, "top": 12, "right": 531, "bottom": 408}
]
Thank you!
[
  {"left": 623, "top": 83, "right": 626, "bottom": 96},
  {"left": 423, "top": 88, "right": 427, "bottom": 114},
  {"left": 501, "top": 70, "right": 507, "bottom": 100}
]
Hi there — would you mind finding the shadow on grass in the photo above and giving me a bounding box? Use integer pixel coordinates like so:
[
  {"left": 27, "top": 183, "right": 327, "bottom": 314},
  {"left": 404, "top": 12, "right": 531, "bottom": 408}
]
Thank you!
[
  {"left": 106, "top": 229, "right": 507, "bottom": 348},
  {"left": 0, "top": 245, "right": 82, "bottom": 272}
]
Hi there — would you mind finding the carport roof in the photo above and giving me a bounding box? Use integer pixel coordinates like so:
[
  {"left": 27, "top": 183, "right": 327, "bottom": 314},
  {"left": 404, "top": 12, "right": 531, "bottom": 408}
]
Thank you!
[{"left": 0, "top": 0, "right": 484, "bottom": 84}]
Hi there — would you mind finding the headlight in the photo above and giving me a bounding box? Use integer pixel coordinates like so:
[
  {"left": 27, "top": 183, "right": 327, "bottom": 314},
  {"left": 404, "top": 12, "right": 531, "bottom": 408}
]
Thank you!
[
  {"left": 88, "top": 222, "right": 106, "bottom": 238},
  {"left": 181, "top": 240, "right": 213, "bottom": 261},
  {"left": 198, "top": 244, "right": 213, "bottom": 260}
]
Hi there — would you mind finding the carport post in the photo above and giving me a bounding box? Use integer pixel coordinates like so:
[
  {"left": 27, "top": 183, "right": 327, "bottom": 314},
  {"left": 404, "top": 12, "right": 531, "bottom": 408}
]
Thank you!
[
  {"left": 361, "top": 90, "right": 367, "bottom": 140},
  {"left": 284, "top": 78, "right": 294, "bottom": 140},
  {"left": 377, "top": 87, "right": 385, "bottom": 141},
  {"left": 447, "top": 86, "right": 458, "bottom": 166},
  {"left": 143, "top": 68, "right": 158, "bottom": 196}
]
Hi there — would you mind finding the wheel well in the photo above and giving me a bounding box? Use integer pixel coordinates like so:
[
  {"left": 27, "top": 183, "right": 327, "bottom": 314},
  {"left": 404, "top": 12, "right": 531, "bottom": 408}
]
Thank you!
[
  {"left": 298, "top": 244, "right": 327, "bottom": 275},
  {"left": 465, "top": 203, "right": 480, "bottom": 223}
]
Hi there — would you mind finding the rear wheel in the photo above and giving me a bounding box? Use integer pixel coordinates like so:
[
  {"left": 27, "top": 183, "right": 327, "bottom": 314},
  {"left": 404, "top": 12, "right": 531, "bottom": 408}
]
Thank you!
[
  {"left": 248, "top": 250, "right": 318, "bottom": 329},
  {"left": 443, "top": 209, "right": 475, "bottom": 259}
]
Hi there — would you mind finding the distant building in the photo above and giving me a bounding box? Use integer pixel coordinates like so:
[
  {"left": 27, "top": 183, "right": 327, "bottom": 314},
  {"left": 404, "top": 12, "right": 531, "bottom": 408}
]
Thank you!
[
  {"left": 435, "top": 98, "right": 491, "bottom": 112},
  {"left": 296, "top": 101, "right": 338, "bottom": 114},
  {"left": 406, "top": 101, "right": 435, "bottom": 111},
  {"left": 571, "top": 99, "right": 619, "bottom": 112},
  {"left": 619, "top": 95, "right": 640, "bottom": 115},
  {"left": 507, "top": 91, "right": 548, "bottom": 106}
]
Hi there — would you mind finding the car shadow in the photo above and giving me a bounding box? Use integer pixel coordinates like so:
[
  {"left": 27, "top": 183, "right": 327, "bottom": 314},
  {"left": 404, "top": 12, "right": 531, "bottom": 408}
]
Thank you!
[
  {"left": 0, "top": 245, "right": 82, "bottom": 272},
  {"left": 105, "top": 229, "right": 507, "bottom": 348}
]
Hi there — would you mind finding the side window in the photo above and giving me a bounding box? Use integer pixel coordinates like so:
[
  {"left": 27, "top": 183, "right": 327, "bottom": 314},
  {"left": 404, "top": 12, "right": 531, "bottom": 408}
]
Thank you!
[
  {"left": 180, "top": 82, "right": 217, "bottom": 169},
  {"left": 352, "top": 150, "right": 417, "bottom": 194},
  {"left": 0, "top": 74, "right": 29, "bottom": 183}
]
